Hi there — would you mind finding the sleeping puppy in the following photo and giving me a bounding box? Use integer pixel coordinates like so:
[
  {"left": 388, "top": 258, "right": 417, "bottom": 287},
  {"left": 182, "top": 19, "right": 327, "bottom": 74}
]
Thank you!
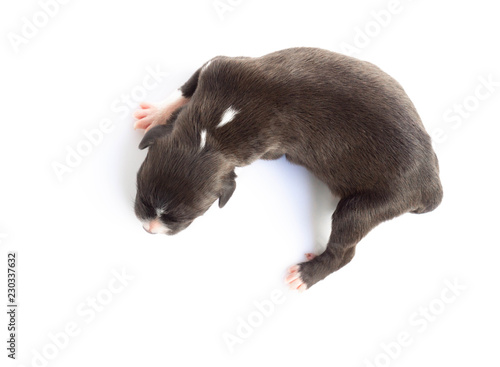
[{"left": 133, "top": 47, "right": 443, "bottom": 291}]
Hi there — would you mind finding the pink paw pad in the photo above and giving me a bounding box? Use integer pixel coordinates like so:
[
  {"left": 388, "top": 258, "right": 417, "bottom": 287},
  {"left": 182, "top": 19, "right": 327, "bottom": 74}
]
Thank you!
[
  {"left": 305, "top": 253, "right": 316, "bottom": 261},
  {"left": 285, "top": 265, "right": 308, "bottom": 292}
]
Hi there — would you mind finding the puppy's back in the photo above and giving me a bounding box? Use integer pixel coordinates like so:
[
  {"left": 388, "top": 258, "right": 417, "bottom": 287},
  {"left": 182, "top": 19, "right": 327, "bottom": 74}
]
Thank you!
[{"left": 196, "top": 48, "right": 441, "bottom": 205}]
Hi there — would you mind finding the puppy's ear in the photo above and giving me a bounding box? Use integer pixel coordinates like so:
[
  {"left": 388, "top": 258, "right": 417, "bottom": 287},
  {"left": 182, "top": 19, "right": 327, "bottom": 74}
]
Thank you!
[
  {"left": 218, "top": 170, "right": 236, "bottom": 208},
  {"left": 139, "top": 125, "right": 172, "bottom": 150}
]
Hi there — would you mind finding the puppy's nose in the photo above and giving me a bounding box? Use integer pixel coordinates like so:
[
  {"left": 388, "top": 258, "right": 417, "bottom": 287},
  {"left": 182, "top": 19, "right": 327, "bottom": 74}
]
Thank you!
[
  {"left": 143, "top": 226, "right": 155, "bottom": 234},
  {"left": 143, "top": 219, "right": 161, "bottom": 234}
]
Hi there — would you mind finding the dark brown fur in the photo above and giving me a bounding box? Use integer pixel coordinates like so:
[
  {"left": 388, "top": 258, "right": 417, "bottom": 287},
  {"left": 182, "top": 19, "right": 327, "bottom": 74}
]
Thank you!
[{"left": 135, "top": 47, "right": 443, "bottom": 288}]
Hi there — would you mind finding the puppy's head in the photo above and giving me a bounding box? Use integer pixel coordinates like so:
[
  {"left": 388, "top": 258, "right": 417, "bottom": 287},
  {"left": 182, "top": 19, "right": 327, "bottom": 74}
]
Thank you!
[{"left": 135, "top": 124, "right": 236, "bottom": 235}]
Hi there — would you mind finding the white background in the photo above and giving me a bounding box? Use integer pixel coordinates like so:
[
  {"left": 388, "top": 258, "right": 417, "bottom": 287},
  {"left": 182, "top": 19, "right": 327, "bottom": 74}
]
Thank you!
[{"left": 1, "top": 0, "right": 499, "bottom": 366}]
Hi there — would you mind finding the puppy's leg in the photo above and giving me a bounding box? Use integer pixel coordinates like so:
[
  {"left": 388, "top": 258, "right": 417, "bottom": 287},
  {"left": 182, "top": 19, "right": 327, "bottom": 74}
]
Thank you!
[
  {"left": 286, "top": 193, "right": 407, "bottom": 291},
  {"left": 133, "top": 68, "right": 201, "bottom": 131}
]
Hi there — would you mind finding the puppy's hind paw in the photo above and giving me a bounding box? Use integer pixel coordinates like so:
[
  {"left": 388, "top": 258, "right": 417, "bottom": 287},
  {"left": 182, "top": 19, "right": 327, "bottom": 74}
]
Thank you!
[
  {"left": 305, "top": 253, "right": 316, "bottom": 261},
  {"left": 285, "top": 265, "right": 308, "bottom": 292}
]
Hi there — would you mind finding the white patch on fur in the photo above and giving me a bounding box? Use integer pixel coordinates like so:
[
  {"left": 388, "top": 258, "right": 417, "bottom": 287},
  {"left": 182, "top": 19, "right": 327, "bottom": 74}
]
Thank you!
[
  {"left": 217, "top": 106, "right": 239, "bottom": 128},
  {"left": 156, "top": 208, "right": 164, "bottom": 217},
  {"left": 202, "top": 60, "right": 212, "bottom": 72},
  {"left": 200, "top": 129, "right": 207, "bottom": 150}
]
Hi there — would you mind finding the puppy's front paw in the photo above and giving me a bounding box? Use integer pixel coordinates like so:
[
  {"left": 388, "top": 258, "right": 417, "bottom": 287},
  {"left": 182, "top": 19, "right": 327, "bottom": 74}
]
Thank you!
[
  {"left": 285, "top": 265, "right": 308, "bottom": 292},
  {"left": 133, "top": 102, "right": 162, "bottom": 131}
]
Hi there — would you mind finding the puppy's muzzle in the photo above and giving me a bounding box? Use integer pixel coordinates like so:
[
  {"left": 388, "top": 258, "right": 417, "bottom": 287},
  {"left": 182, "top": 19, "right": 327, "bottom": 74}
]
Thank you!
[
  {"left": 143, "top": 226, "right": 156, "bottom": 235},
  {"left": 142, "top": 219, "right": 169, "bottom": 235}
]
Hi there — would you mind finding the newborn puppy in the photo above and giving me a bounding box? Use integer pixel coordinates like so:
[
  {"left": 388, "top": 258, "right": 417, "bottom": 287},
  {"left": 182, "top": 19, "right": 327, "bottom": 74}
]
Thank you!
[{"left": 133, "top": 47, "right": 443, "bottom": 291}]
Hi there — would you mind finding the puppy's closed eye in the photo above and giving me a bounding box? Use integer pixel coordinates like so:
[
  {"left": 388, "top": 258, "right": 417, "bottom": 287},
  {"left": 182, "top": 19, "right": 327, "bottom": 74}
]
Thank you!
[{"left": 161, "top": 213, "right": 179, "bottom": 223}]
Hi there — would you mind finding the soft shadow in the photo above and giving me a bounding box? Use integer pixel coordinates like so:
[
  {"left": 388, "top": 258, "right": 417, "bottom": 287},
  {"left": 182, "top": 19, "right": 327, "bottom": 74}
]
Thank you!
[{"left": 307, "top": 170, "right": 339, "bottom": 255}]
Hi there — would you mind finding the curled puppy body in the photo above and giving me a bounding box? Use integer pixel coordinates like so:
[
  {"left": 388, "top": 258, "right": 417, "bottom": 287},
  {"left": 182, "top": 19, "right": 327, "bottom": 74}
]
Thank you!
[{"left": 133, "top": 47, "right": 443, "bottom": 291}]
